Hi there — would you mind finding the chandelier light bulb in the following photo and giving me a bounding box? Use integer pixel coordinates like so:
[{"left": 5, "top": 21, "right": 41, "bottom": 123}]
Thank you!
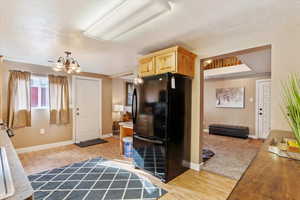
[
  {"left": 53, "top": 67, "right": 61, "bottom": 72},
  {"left": 52, "top": 52, "right": 81, "bottom": 74},
  {"left": 56, "top": 64, "right": 64, "bottom": 69},
  {"left": 137, "top": 78, "right": 144, "bottom": 84}
]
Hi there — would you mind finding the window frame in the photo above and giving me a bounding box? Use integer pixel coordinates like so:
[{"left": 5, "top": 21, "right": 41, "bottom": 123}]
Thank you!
[
  {"left": 30, "top": 75, "right": 49, "bottom": 110},
  {"left": 125, "top": 82, "right": 134, "bottom": 106}
]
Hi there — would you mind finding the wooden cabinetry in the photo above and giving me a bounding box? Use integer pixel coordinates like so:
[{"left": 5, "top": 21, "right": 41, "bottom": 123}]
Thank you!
[
  {"left": 155, "top": 51, "right": 176, "bottom": 74},
  {"left": 138, "top": 46, "right": 197, "bottom": 78},
  {"left": 138, "top": 57, "right": 155, "bottom": 77}
]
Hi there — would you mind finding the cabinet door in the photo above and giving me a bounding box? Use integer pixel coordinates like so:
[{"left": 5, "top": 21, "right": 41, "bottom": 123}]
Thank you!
[
  {"left": 178, "top": 52, "right": 194, "bottom": 77},
  {"left": 139, "top": 57, "right": 155, "bottom": 77},
  {"left": 155, "top": 52, "right": 176, "bottom": 74}
]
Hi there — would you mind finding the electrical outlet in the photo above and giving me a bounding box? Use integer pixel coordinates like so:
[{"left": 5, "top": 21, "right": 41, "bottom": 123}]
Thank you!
[{"left": 40, "top": 129, "right": 45, "bottom": 134}]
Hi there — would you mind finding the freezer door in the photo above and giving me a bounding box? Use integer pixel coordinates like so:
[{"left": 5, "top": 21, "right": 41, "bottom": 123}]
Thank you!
[
  {"left": 132, "top": 75, "right": 168, "bottom": 139},
  {"left": 133, "top": 135, "right": 166, "bottom": 181}
]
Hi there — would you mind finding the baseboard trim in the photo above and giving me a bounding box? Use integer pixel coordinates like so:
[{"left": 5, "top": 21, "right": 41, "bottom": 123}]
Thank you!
[
  {"left": 183, "top": 160, "right": 204, "bottom": 171},
  {"left": 248, "top": 135, "right": 258, "bottom": 139},
  {"left": 100, "top": 133, "right": 113, "bottom": 139},
  {"left": 16, "top": 140, "right": 73, "bottom": 154}
]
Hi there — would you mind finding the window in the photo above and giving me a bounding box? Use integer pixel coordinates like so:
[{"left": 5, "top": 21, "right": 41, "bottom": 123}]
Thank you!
[
  {"left": 126, "top": 82, "right": 134, "bottom": 106},
  {"left": 30, "top": 76, "right": 49, "bottom": 109}
]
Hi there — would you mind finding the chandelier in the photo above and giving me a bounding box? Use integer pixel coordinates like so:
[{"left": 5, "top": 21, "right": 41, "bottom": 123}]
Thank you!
[{"left": 53, "top": 51, "right": 81, "bottom": 74}]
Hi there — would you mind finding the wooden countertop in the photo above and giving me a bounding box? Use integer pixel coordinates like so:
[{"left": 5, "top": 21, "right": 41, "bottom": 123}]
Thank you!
[
  {"left": 0, "top": 130, "right": 33, "bottom": 200},
  {"left": 228, "top": 130, "right": 300, "bottom": 200}
]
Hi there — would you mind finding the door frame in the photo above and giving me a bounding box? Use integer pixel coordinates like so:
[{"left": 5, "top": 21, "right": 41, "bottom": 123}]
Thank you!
[
  {"left": 72, "top": 75, "right": 102, "bottom": 143},
  {"left": 255, "top": 79, "right": 271, "bottom": 139}
]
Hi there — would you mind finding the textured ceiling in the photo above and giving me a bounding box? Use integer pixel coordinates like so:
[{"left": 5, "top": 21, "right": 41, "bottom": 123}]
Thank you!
[{"left": 0, "top": 0, "right": 299, "bottom": 75}]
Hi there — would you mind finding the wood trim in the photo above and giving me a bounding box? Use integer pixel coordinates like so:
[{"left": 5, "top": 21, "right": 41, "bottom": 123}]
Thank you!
[
  {"left": 78, "top": 72, "right": 110, "bottom": 79},
  {"left": 109, "top": 71, "right": 134, "bottom": 79},
  {"left": 204, "top": 56, "right": 242, "bottom": 70},
  {"left": 16, "top": 140, "right": 73, "bottom": 154}
]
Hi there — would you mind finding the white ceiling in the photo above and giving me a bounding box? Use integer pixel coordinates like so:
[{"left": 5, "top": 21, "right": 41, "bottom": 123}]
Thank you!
[{"left": 0, "top": 0, "right": 299, "bottom": 75}]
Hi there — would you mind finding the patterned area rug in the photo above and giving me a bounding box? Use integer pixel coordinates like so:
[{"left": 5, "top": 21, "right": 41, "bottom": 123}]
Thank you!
[{"left": 28, "top": 157, "right": 167, "bottom": 200}]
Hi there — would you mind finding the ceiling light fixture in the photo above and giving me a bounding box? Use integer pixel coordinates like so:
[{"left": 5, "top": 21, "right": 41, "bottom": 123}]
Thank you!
[
  {"left": 84, "top": 0, "right": 172, "bottom": 41},
  {"left": 0, "top": 55, "right": 4, "bottom": 63},
  {"left": 53, "top": 51, "right": 81, "bottom": 74}
]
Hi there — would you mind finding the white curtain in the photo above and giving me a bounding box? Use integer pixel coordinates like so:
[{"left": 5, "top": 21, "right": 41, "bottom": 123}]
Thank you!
[
  {"left": 7, "top": 71, "right": 31, "bottom": 128},
  {"left": 48, "top": 75, "right": 70, "bottom": 125}
]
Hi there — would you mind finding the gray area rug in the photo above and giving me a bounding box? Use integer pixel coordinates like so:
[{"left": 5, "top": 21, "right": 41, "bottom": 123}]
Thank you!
[
  {"left": 28, "top": 157, "right": 167, "bottom": 200},
  {"left": 202, "top": 132, "right": 261, "bottom": 180}
]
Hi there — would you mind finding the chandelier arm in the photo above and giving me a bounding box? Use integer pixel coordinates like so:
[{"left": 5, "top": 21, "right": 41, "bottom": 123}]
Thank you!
[
  {"left": 53, "top": 51, "right": 81, "bottom": 73},
  {"left": 57, "top": 57, "right": 65, "bottom": 63}
]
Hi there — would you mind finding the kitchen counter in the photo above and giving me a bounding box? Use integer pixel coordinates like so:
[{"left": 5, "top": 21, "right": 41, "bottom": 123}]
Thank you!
[
  {"left": 228, "top": 130, "right": 300, "bottom": 200},
  {"left": 0, "top": 130, "right": 33, "bottom": 200}
]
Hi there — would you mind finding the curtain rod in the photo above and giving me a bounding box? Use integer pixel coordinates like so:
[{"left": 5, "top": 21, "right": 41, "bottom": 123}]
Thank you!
[{"left": 8, "top": 69, "right": 69, "bottom": 77}]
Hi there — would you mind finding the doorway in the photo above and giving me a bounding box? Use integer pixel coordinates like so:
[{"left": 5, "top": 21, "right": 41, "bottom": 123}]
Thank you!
[
  {"left": 73, "top": 76, "right": 102, "bottom": 143},
  {"left": 201, "top": 45, "right": 271, "bottom": 180},
  {"left": 255, "top": 79, "right": 271, "bottom": 139}
]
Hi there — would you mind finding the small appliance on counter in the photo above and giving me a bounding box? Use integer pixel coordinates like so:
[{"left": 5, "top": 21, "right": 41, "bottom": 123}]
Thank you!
[
  {"left": 0, "top": 121, "right": 14, "bottom": 138},
  {"left": 132, "top": 73, "right": 192, "bottom": 183}
]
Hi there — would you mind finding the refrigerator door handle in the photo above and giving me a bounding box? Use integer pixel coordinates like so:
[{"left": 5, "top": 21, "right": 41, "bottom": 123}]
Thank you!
[
  {"left": 134, "top": 135, "right": 164, "bottom": 144},
  {"left": 132, "top": 88, "right": 137, "bottom": 123}
]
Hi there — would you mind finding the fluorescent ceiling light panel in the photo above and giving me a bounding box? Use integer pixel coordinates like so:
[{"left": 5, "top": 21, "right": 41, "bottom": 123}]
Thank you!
[
  {"left": 84, "top": 0, "right": 171, "bottom": 40},
  {"left": 204, "top": 64, "right": 252, "bottom": 79}
]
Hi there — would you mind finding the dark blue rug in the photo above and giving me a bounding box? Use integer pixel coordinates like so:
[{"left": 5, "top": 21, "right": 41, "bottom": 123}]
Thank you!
[{"left": 28, "top": 157, "right": 167, "bottom": 200}]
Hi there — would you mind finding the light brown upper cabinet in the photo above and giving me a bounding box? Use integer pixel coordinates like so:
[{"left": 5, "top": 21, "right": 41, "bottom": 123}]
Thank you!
[
  {"left": 138, "top": 46, "right": 197, "bottom": 78},
  {"left": 155, "top": 51, "right": 176, "bottom": 74},
  {"left": 138, "top": 57, "right": 155, "bottom": 77}
]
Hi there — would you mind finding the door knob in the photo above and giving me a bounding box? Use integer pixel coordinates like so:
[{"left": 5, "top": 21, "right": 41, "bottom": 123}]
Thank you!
[{"left": 76, "top": 112, "right": 80, "bottom": 116}]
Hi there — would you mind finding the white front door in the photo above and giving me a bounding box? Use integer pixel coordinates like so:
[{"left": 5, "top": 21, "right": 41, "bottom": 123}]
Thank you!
[
  {"left": 74, "top": 76, "right": 101, "bottom": 143},
  {"left": 256, "top": 79, "right": 271, "bottom": 139}
]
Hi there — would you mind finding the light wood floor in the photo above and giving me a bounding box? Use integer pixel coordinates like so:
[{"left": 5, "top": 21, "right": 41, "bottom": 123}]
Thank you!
[{"left": 19, "top": 137, "right": 237, "bottom": 200}]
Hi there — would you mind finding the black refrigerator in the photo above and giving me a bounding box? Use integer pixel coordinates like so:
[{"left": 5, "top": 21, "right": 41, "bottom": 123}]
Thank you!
[{"left": 132, "top": 73, "right": 192, "bottom": 183}]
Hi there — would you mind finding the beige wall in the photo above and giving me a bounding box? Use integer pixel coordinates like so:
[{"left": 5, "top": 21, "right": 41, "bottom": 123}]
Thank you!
[
  {"left": 101, "top": 78, "right": 113, "bottom": 134},
  {"left": 1, "top": 60, "right": 112, "bottom": 148},
  {"left": 204, "top": 75, "right": 271, "bottom": 136},
  {"left": 193, "top": 25, "right": 300, "bottom": 133},
  {"left": 190, "top": 25, "right": 300, "bottom": 165},
  {"left": 190, "top": 59, "right": 203, "bottom": 165}
]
